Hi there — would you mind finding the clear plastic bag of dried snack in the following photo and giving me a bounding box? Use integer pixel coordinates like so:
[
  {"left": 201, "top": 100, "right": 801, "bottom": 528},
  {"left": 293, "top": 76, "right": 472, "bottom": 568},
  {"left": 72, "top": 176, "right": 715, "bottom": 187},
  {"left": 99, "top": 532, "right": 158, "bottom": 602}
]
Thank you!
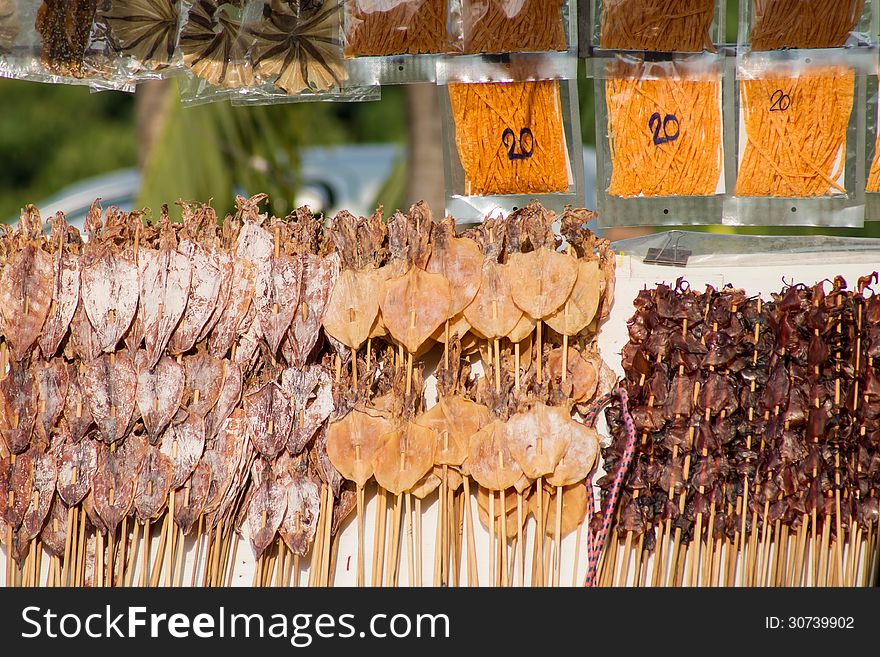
[
  {"left": 727, "top": 50, "right": 870, "bottom": 227},
  {"left": 245, "top": 0, "right": 352, "bottom": 95},
  {"left": 344, "top": 0, "right": 457, "bottom": 56},
  {"left": 177, "top": 0, "right": 258, "bottom": 103},
  {"left": 180, "top": 0, "right": 362, "bottom": 105},
  {"left": 91, "top": 0, "right": 186, "bottom": 81},
  {"left": 0, "top": 0, "right": 133, "bottom": 89},
  {"left": 593, "top": 51, "right": 732, "bottom": 227},
  {"left": 342, "top": 0, "right": 459, "bottom": 85},
  {"left": 437, "top": 53, "right": 584, "bottom": 221},
  {"left": 866, "top": 71, "right": 880, "bottom": 219},
  {"left": 592, "top": 0, "right": 724, "bottom": 53},
  {"left": 461, "top": 0, "right": 574, "bottom": 55},
  {"left": 739, "top": 0, "right": 877, "bottom": 52}
]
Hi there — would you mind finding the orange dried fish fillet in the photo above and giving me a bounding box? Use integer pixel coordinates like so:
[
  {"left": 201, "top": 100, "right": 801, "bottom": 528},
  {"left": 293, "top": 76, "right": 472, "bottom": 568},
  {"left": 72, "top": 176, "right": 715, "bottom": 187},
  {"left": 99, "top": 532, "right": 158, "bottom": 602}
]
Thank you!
[
  {"left": 467, "top": 419, "right": 523, "bottom": 491},
  {"left": 371, "top": 421, "right": 435, "bottom": 495},
  {"left": 322, "top": 268, "right": 383, "bottom": 350},
  {"left": 505, "top": 403, "right": 571, "bottom": 479},
  {"left": 463, "top": 260, "right": 522, "bottom": 340},
  {"left": 426, "top": 219, "right": 482, "bottom": 318},
  {"left": 506, "top": 247, "right": 578, "bottom": 320},
  {"left": 380, "top": 267, "right": 452, "bottom": 354},
  {"left": 326, "top": 408, "right": 396, "bottom": 487},
  {"left": 544, "top": 258, "right": 600, "bottom": 336},
  {"left": 414, "top": 395, "right": 491, "bottom": 466}
]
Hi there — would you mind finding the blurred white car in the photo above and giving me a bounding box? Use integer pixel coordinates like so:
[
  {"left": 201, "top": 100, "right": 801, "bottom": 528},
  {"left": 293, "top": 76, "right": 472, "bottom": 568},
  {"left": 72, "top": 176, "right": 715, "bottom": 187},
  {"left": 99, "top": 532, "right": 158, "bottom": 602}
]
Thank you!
[{"left": 18, "top": 144, "right": 598, "bottom": 229}]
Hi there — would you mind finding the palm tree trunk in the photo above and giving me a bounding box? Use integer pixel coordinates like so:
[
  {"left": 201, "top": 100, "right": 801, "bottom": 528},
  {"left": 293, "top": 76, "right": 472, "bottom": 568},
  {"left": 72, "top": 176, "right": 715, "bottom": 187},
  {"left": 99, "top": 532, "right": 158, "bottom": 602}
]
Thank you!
[
  {"left": 404, "top": 83, "right": 444, "bottom": 213},
  {"left": 135, "top": 79, "right": 173, "bottom": 169}
]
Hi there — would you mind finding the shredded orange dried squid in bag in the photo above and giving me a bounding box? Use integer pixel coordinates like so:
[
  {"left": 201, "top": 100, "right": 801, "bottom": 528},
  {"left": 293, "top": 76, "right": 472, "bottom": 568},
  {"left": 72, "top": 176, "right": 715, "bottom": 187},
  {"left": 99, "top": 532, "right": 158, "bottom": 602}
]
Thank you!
[
  {"left": 735, "top": 67, "right": 854, "bottom": 198},
  {"left": 750, "top": 0, "right": 866, "bottom": 50},
  {"left": 599, "top": 0, "right": 716, "bottom": 52},
  {"left": 605, "top": 67, "right": 722, "bottom": 197},
  {"left": 449, "top": 80, "right": 570, "bottom": 196},
  {"left": 345, "top": 0, "right": 449, "bottom": 56},
  {"left": 463, "top": 0, "right": 567, "bottom": 54}
]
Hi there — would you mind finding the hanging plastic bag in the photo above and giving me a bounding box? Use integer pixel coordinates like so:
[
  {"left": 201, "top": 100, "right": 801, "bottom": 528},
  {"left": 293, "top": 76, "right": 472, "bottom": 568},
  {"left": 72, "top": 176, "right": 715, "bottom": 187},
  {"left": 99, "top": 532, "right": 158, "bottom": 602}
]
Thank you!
[
  {"left": 92, "top": 0, "right": 186, "bottom": 81},
  {"left": 0, "top": 0, "right": 133, "bottom": 90},
  {"left": 180, "top": 0, "right": 364, "bottom": 105},
  {"left": 865, "top": 72, "right": 880, "bottom": 219},
  {"left": 739, "top": 0, "right": 876, "bottom": 52},
  {"left": 461, "top": 0, "right": 574, "bottom": 55},
  {"left": 593, "top": 52, "right": 730, "bottom": 227},
  {"left": 178, "top": 0, "right": 257, "bottom": 103},
  {"left": 344, "top": 0, "right": 453, "bottom": 56},
  {"left": 592, "top": 0, "right": 723, "bottom": 53},
  {"left": 727, "top": 51, "right": 868, "bottom": 227},
  {"left": 341, "top": 0, "right": 459, "bottom": 85},
  {"left": 438, "top": 53, "right": 583, "bottom": 221}
]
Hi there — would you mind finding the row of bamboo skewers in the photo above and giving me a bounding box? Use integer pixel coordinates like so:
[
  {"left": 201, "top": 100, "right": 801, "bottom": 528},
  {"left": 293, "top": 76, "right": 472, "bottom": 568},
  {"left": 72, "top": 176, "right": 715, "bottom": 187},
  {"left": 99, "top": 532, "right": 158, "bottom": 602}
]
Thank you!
[{"left": 599, "top": 275, "right": 880, "bottom": 587}]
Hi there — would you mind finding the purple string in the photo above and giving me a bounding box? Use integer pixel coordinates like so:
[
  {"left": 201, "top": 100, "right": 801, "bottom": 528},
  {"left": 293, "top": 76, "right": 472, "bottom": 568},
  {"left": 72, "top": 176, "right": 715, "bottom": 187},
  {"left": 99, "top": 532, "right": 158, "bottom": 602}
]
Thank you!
[{"left": 580, "top": 387, "right": 637, "bottom": 587}]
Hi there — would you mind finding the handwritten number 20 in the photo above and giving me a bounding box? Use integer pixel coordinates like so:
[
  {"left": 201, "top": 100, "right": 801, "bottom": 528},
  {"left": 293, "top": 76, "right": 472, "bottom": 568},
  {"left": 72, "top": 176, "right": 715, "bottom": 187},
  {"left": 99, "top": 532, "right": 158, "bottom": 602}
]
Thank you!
[
  {"left": 769, "top": 89, "right": 791, "bottom": 111},
  {"left": 503, "top": 128, "right": 535, "bottom": 160},
  {"left": 649, "top": 112, "right": 680, "bottom": 146}
]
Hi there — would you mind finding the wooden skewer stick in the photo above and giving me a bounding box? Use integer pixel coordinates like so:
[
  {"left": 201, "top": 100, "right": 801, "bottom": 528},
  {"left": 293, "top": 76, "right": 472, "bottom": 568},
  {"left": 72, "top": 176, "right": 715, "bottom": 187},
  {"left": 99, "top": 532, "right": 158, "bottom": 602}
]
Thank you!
[
  {"left": 309, "top": 494, "right": 325, "bottom": 588},
  {"left": 488, "top": 489, "right": 495, "bottom": 588},
  {"left": 405, "top": 492, "right": 415, "bottom": 587},
  {"left": 96, "top": 530, "right": 104, "bottom": 588},
  {"left": 150, "top": 513, "right": 170, "bottom": 588},
  {"left": 116, "top": 516, "right": 128, "bottom": 587},
  {"left": 356, "top": 484, "right": 365, "bottom": 587},
  {"left": 190, "top": 516, "right": 205, "bottom": 588},
  {"left": 415, "top": 497, "right": 423, "bottom": 587},
  {"left": 452, "top": 487, "right": 463, "bottom": 587},
  {"left": 173, "top": 512, "right": 190, "bottom": 587},
  {"left": 535, "top": 479, "right": 544, "bottom": 586},
  {"left": 75, "top": 505, "right": 87, "bottom": 587},
  {"left": 463, "top": 478, "right": 478, "bottom": 586},
  {"left": 517, "top": 492, "right": 525, "bottom": 587},
  {"left": 554, "top": 486, "right": 563, "bottom": 587},
  {"left": 500, "top": 488, "right": 509, "bottom": 587},
  {"left": 226, "top": 527, "right": 240, "bottom": 588},
  {"left": 123, "top": 518, "right": 140, "bottom": 588},
  {"left": 164, "top": 488, "right": 177, "bottom": 587},
  {"left": 62, "top": 504, "right": 76, "bottom": 586},
  {"left": 276, "top": 539, "right": 289, "bottom": 588},
  {"left": 140, "top": 520, "right": 151, "bottom": 588},
  {"left": 572, "top": 515, "right": 584, "bottom": 588},
  {"left": 435, "top": 464, "right": 446, "bottom": 587},
  {"left": 373, "top": 488, "right": 387, "bottom": 587},
  {"left": 322, "top": 487, "right": 334, "bottom": 586}
]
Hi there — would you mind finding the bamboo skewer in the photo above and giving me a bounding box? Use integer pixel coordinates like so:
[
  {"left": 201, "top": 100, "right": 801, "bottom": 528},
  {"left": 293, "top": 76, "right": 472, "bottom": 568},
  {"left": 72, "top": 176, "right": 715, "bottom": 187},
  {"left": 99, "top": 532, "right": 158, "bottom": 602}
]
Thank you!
[
  {"left": 463, "top": 477, "right": 478, "bottom": 586},
  {"left": 373, "top": 488, "right": 387, "bottom": 586}
]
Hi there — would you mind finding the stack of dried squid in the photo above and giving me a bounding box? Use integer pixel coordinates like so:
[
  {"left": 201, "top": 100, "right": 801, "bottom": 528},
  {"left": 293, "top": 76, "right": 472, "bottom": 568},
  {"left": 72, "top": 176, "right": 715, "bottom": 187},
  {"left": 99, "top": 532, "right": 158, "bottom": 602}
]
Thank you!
[
  {"left": 0, "top": 196, "right": 618, "bottom": 588},
  {"left": 601, "top": 276, "right": 880, "bottom": 587},
  {"left": 323, "top": 205, "right": 618, "bottom": 587}
]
